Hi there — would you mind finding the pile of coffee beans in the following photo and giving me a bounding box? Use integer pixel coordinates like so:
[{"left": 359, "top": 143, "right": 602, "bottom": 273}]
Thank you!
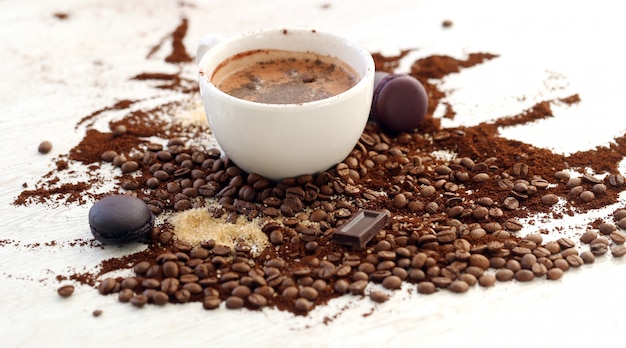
[
  {"left": 87, "top": 116, "right": 626, "bottom": 314},
  {"left": 16, "top": 24, "right": 625, "bottom": 315}
]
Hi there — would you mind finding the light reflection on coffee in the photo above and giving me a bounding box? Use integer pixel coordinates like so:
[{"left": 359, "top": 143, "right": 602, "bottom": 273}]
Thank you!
[{"left": 212, "top": 49, "right": 359, "bottom": 104}]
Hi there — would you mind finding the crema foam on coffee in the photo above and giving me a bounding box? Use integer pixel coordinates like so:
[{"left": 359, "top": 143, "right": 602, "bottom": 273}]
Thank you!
[{"left": 212, "top": 49, "right": 359, "bottom": 104}]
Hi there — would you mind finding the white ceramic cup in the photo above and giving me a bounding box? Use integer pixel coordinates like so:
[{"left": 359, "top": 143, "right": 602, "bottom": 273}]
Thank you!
[{"left": 197, "top": 28, "right": 375, "bottom": 181}]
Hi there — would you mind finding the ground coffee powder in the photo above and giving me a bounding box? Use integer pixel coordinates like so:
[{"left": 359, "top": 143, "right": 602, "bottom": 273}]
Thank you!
[{"left": 13, "top": 17, "right": 626, "bottom": 316}]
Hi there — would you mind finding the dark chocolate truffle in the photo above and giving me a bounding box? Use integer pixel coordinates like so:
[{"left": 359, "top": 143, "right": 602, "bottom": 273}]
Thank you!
[
  {"left": 371, "top": 73, "right": 428, "bottom": 133},
  {"left": 88, "top": 195, "right": 153, "bottom": 245}
]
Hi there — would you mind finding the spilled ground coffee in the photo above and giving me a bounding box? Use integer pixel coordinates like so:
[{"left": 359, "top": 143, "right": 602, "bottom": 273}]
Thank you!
[{"left": 12, "top": 17, "right": 626, "bottom": 317}]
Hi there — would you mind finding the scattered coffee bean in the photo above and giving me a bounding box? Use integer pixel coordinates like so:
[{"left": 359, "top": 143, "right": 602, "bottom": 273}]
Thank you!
[
  {"left": 225, "top": 296, "right": 244, "bottom": 309},
  {"left": 495, "top": 269, "right": 514, "bottom": 282},
  {"left": 369, "top": 290, "right": 390, "bottom": 303},
  {"left": 478, "top": 273, "right": 496, "bottom": 287},
  {"left": 112, "top": 125, "right": 127, "bottom": 137},
  {"left": 546, "top": 268, "right": 564, "bottom": 280},
  {"left": 417, "top": 281, "right": 436, "bottom": 294},
  {"left": 541, "top": 194, "right": 559, "bottom": 206},
  {"left": 46, "top": 89, "right": 626, "bottom": 318},
  {"left": 579, "top": 191, "right": 595, "bottom": 202},
  {"left": 449, "top": 280, "right": 470, "bottom": 293},
  {"left": 612, "top": 245, "right": 626, "bottom": 257},
  {"left": 57, "top": 284, "right": 75, "bottom": 298},
  {"left": 611, "top": 230, "right": 626, "bottom": 244},
  {"left": 580, "top": 230, "right": 597, "bottom": 244},
  {"left": 130, "top": 294, "right": 148, "bottom": 308},
  {"left": 580, "top": 251, "right": 595, "bottom": 264},
  {"left": 382, "top": 275, "right": 402, "bottom": 290},
  {"left": 294, "top": 298, "right": 313, "bottom": 312},
  {"left": 203, "top": 296, "right": 221, "bottom": 310},
  {"left": 38, "top": 140, "right": 53, "bottom": 154},
  {"left": 515, "top": 269, "right": 535, "bottom": 282}
]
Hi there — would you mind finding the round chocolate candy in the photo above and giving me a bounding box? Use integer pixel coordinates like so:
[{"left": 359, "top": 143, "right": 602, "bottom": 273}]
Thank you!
[
  {"left": 370, "top": 72, "right": 428, "bottom": 133},
  {"left": 88, "top": 195, "right": 154, "bottom": 245}
]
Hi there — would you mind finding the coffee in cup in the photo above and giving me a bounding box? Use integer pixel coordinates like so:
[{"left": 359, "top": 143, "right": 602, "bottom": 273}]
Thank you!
[{"left": 212, "top": 49, "right": 359, "bottom": 104}]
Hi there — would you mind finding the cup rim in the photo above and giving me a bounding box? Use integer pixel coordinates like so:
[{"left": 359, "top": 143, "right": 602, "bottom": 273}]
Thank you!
[{"left": 198, "top": 27, "right": 375, "bottom": 110}]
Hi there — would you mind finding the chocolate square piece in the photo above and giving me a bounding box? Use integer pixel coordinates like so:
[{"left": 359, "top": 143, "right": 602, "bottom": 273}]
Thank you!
[{"left": 332, "top": 209, "right": 389, "bottom": 248}]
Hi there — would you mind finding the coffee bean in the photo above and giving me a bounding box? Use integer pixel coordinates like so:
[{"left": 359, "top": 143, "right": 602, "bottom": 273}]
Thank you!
[
  {"left": 541, "top": 193, "right": 559, "bottom": 206},
  {"left": 580, "top": 230, "right": 597, "bottom": 244},
  {"left": 112, "top": 124, "right": 127, "bottom": 137},
  {"left": 119, "top": 277, "right": 138, "bottom": 290},
  {"left": 609, "top": 174, "right": 625, "bottom": 187},
  {"left": 121, "top": 160, "right": 139, "bottom": 173},
  {"left": 570, "top": 186, "right": 584, "bottom": 196},
  {"left": 174, "top": 289, "right": 191, "bottom": 303},
  {"left": 597, "top": 223, "right": 615, "bottom": 236},
  {"left": 348, "top": 280, "right": 368, "bottom": 295},
  {"left": 99, "top": 278, "right": 118, "bottom": 295},
  {"left": 520, "top": 253, "right": 537, "bottom": 269},
  {"left": 565, "top": 177, "right": 582, "bottom": 189},
  {"left": 553, "top": 258, "right": 570, "bottom": 271},
  {"left": 580, "top": 251, "right": 595, "bottom": 264},
  {"left": 57, "top": 284, "right": 75, "bottom": 298},
  {"left": 495, "top": 269, "right": 514, "bottom": 281},
  {"left": 332, "top": 279, "right": 349, "bottom": 294},
  {"left": 130, "top": 294, "right": 148, "bottom": 308},
  {"left": 592, "top": 184, "right": 607, "bottom": 195},
  {"left": 611, "top": 245, "right": 626, "bottom": 257},
  {"left": 546, "top": 268, "right": 564, "bottom": 280},
  {"left": 468, "top": 254, "right": 490, "bottom": 270},
  {"left": 246, "top": 293, "right": 267, "bottom": 308},
  {"left": 472, "top": 173, "right": 490, "bottom": 183},
  {"left": 152, "top": 291, "right": 169, "bottom": 305},
  {"left": 279, "top": 286, "right": 297, "bottom": 299},
  {"left": 369, "top": 290, "right": 390, "bottom": 303},
  {"left": 382, "top": 275, "right": 402, "bottom": 290},
  {"left": 299, "top": 286, "right": 319, "bottom": 301},
  {"left": 417, "top": 281, "right": 436, "bottom": 294},
  {"left": 431, "top": 277, "right": 452, "bottom": 288},
  {"left": 294, "top": 298, "right": 313, "bottom": 312},
  {"left": 115, "top": 288, "right": 133, "bottom": 302},
  {"left": 478, "top": 273, "right": 496, "bottom": 287},
  {"left": 544, "top": 241, "right": 561, "bottom": 255},
  {"left": 610, "top": 230, "right": 626, "bottom": 244},
  {"left": 557, "top": 237, "right": 575, "bottom": 249},
  {"left": 38, "top": 140, "right": 53, "bottom": 154},
  {"left": 469, "top": 228, "right": 487, "bottom": 239},
  {"left": 425, "top": 201, "right": 439, "bottom": 214},
  {"left": 561, "top": 248, "right": 578, "bottom": 258},
  {"left": 230, "top": 285, "right": 251, "bottom": 298},
  {"left": 393, "top": 193, "right": 408, "bottom": 209},
  {"left": 449, "top": 280, "right": 470, "bottom": 293},
  {"left": 202, "top": 296, "right": 221, "bottom": 310},
  {"left": 224, "top": 296, "right": 244, "bottom": 309},
  {"left": 514, "top": 269, "right": 534, "bottom": 282},
  {"left": 579, "top": 190, "right": 595, "bottom": 202},
  {"left": 553, "top": 170, "right": 570, "bottom": 181},
  {"left": 502, "top": 197, "right": 519, "bottom": 210},
  {"left": 565, "top": 255, "right": 585, "bottom": 267},
  {"left": 618, "top": 218, "right": 626, "bottom": 230},
  {"left": 490, "top": 257, "right": 506, "bottom": 269},
  {"left": 533, "top": 247, "right": 551, "bottom": 258},
  {"left": 458, "top": 273, "right": 477, "bottom": 286},
  {"left": 472, "top": 206, "right": 489, "bottom": 220}
]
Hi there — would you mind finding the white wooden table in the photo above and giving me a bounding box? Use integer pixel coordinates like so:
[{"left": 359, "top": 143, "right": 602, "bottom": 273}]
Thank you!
[{"left": 2, "top": 1, "right": 625, "bottom": 347}]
